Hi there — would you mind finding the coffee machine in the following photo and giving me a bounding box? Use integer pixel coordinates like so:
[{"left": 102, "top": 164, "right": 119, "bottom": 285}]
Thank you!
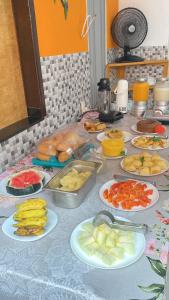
[{"left": 97, "top": 78, "right": 124, "bottom": 123}]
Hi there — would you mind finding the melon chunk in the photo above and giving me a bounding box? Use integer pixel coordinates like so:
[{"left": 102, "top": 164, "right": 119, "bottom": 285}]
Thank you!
[{"left": 78, "top": 221, "right": 136, "bottom": 266}]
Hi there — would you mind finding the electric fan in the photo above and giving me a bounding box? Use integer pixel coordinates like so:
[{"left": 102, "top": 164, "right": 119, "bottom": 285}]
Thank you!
[{"left": 111, "top": 7, "right": 148, "bottom": 63}]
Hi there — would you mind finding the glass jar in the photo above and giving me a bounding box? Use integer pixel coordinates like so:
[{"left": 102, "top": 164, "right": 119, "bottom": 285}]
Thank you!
[
  {"left": 154, "top": 79, "right": 169, "bottom": 103},
  {"left": 133, "top": 78, "right": 149, "bottom": 102}
]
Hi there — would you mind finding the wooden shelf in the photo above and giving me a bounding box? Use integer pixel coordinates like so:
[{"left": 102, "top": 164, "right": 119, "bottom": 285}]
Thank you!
[{"left": 106, "top": 59, "right": 169, "bottom": 80}]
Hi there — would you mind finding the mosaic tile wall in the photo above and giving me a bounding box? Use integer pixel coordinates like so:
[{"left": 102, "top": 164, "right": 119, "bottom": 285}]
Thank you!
[
  {"left": 0, "top": 52, "right": 91, "bottom": 173},
  {"left": 107, "top": 45, "right": 168, "bottom": 86}
]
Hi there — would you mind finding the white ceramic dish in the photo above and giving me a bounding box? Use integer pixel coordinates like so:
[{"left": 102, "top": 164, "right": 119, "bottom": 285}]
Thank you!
[
  {"left": 99, "top": 179, "right": 159, "bottom": 212},
  {"left": 70, "top": 217, "right": 146, "bottom": 269},
  {"left": 84, "top": 122, "right": 107, "bottom": 133},
  {"left": 131, "top": 135, "right": 169, "bottom": 151},
  {"left": 0, "top": 171, "right": 51, "bottom": 198},
  {"left": 97, "top": 131, "right": 132, "bottom": 143},
  {"left": 2, "top": 209, "right": 58, "bottom": 242},
  {"left": 131, "top": 124, "right": 158, "bottom": 135},
  {"left": 120, "top": 158, "right": 169, "bottom": 177},
  {"left": 95, "top": 147, "right": 127, "bottom": 160}
]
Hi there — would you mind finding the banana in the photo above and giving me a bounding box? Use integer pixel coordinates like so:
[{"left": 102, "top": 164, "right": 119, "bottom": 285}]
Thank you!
[
  {"left": 16, "top": 198, "right": 47, "bottom": 212},
  {"left": 14, "top": 208, "right": 47, "bottom": 221},
  {"left": 13, "top": 216, "right": 47, "bottom": 228},
  {"left": 13, "top": 198, "right": 48, "bottom": 237}
]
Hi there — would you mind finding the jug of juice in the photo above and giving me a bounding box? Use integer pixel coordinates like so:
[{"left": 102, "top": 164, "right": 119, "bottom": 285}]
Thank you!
[{"left": 133, "top": 78, "right": 149, "bottom": 102}]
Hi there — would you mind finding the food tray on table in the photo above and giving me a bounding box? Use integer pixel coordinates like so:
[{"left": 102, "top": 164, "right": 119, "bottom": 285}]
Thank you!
[
  {"left": 32, "top": 144, "right": 94, "bottom": 168},
  {"left": 43, "top": 160, "right": 102, "bottom": 208}
]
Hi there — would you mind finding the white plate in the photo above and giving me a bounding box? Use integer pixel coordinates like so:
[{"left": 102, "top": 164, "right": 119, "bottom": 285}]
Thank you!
[
  {"left": 86, "top": 129, "right": 106, "bottom": 133},
  {"left": 121, "top": 158, "right": 169, "bottom": 177},
  {"left": 0, "top": 171, "right": 51, "bottom": 198},
  {"left": 84, "top": 122, "right": 107, "bottom": 133},
  {"left": 70, "top": 217, "right": 146, "bottom": 269},
  {"left": 2, "top": 209, "right": 58, "bottom": 242},
  {"left": 131, "top": 124, "right": 158, "bottom": 135},
  {"left": 131, "top": 135, "right": 169, "bottom": 151},
  {"left": 95, "top": 147, "right": 127, "bottom": 160},
  {"left": 99, "top": 179, "right": 159, "bottom": 212},
  {"left": 97, "top": 131, "right": 133, "bottom": 143}
]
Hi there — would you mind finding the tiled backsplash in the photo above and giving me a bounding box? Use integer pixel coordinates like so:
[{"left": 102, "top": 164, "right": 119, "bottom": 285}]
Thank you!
[
  {"left": 0, "top": 46, "right": 168, "bottom": 173},
  {"left": 107, "top": 45, "right": 168, "bottom": 86},
  {"left": 0, "top": 52, "right": 91, "bottom": 173}
]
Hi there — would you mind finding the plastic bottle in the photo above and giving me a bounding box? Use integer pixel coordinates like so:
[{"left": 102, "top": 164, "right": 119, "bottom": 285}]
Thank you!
[{"left": 114, "top": 79, "right": 128, "bottom": 113}]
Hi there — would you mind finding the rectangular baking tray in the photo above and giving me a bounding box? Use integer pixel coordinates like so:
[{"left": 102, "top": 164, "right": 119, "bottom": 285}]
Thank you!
[{"left": 43, "top": 160, "right": 102, "bottom": 208}]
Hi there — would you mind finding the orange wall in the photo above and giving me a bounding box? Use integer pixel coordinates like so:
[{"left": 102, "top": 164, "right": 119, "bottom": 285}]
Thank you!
[
  {"left": 107, "top": 0, "right": 119, "bottom": 49},
  {"left": 34, "top": 0, "right": 88, "bottom": 56}
]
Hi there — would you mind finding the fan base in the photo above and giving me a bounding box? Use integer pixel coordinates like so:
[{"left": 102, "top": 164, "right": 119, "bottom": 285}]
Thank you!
[{"left": 115, "top": 55, "right": 144, "bottom": 63}]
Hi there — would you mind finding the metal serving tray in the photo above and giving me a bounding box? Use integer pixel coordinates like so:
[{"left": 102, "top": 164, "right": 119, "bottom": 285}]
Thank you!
[
  {"left": 143, "top": 109, "right": 169, "bottom": 125},
  {"left": 43, "top": 160, "right": 102, "bottom": 208}
]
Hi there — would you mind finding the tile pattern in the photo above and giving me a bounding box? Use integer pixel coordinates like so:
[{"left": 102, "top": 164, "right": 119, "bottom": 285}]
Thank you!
[
  {"left": 107, "top": 45, "right": 168, "bottom": 86},
  {"left": 107, "top": 45, "right": 168, "bottom": 63},
  {"left": 0, "top": 52, "right": 91, "bottom": 173}
]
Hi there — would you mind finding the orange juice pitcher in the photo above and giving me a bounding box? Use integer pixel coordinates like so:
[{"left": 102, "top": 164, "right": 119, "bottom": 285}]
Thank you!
[{"left": 133, "top": 78, "right": 149, "bottom": 102}]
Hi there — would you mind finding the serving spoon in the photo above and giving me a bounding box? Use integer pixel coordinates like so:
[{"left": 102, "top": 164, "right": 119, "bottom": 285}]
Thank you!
[{"left": 93, "top": 210, "right": 148, "bottom": 234}]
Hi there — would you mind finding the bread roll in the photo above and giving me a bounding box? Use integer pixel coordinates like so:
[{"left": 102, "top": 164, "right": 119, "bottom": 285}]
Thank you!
[
  {"left": 52, "top": 133, "right": 64, "bottom": 147},
  {"left": 37, "top": 142, "right": 57, "bottom": 156},
  {"left": 58, "top": 151, "right": 71, "bottom": 162},
  {"left": 56, "top": 143, "right": 69, "bottom": 152},
  {"left": 42, "top": 138, "right": 56, "bottom": 146}
]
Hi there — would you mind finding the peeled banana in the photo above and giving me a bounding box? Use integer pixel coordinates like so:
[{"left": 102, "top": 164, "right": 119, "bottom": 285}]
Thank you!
[
  {"left": 16, "top": 198, "right": 47, "bottom": 212},
  {"left": 14, "top": 209, "right": 46, "bottom": 221},
  {"left": 13, "top": 216, "right": 47, "bottom": 228},
  {"left": 13, "top": 198, "right": 48, "bottom": 236}
]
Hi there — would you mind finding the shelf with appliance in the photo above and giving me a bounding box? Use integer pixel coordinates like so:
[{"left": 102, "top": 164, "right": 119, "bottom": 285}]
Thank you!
[{"left": 106, "top": 60, "right": 169, "bottom": 83}]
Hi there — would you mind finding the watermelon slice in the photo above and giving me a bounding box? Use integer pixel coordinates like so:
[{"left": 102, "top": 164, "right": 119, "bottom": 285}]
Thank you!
[{"left": 6, "top": 169, "right": 45, "bottom": 196}]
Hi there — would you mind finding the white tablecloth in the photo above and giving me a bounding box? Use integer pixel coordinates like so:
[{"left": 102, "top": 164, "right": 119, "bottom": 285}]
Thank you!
[{"left": 0, "top": 114, "right": 169, "bottom": 300}]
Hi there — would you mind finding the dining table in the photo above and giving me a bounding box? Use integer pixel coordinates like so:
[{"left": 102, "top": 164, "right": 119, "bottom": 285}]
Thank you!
[{"left": 0, "top": 114, "right": 169, "bottom": 300}]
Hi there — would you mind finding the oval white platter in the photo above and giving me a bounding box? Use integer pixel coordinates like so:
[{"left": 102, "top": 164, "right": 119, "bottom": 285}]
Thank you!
[
  {"left": 95, "top": 147, "right": 127, "bottom": 160},
  {"left": 84, "top": 122, "right": 107, "bottom": 133},
  {"left": 87, "top": 129, "right": 106, "bottom": 133},
  {"left": 97, "top": 131, "right": 133, "bottom": 143},
  {"left": 99, "top": 179, "right": 159, "bottom": 212},
  {"left": 2, "top": 209, "right": 58, "bottom": 242},
  {"left": 120, "top": 158, "right": 169, "bottom": 177},
  {"left": 70, "top": 217, "right": 146, "bottom": 269},
  {"left": 131, "top": 135, "right": 169, "bottom": 151},
  {"left": 131, "top": 124, "right": 158, "bottom": 135},
  {"left": 0, "top": 171, "right": 51, "bottom": 198}
]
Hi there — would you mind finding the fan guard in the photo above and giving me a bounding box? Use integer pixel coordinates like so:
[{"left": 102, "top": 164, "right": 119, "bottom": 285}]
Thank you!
[{"left": 111, "top": 8, "right": 148, "bottom": 63}]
